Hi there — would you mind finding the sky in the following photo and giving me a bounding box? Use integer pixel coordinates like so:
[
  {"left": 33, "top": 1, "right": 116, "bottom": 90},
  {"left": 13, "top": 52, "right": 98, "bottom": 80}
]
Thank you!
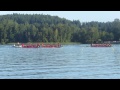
[{"left": 0, "top": 11, "right": 120, "bottom": 22}]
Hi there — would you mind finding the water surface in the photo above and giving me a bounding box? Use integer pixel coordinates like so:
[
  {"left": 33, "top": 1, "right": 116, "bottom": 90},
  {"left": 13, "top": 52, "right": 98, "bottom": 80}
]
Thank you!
[{"left": 0, "top": 44, "right": 120, "bottom": 79}]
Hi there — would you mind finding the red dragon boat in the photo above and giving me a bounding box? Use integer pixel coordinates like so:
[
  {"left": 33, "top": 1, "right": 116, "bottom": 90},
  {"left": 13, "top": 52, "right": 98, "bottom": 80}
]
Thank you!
[
  {"left": 13, "top": 43, "right": 61, "bottom": 48},
  {"left": 91, "top": 43, "right": 112, "bottom": 47},
  {"left": 41, "top": 43, "right": 61, "bottom": 48},
  {"left": 13, "top": 43, "right": 40, "bottom": 48}
]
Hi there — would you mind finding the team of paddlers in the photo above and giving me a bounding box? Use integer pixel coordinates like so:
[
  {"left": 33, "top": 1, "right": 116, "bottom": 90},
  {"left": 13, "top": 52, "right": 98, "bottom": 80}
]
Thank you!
[
  {"left": 13, "top": 42, "right": 61, "bottom": 48},
  {"left": 91, "top": 43, "right": 112, "bottom": 47}
]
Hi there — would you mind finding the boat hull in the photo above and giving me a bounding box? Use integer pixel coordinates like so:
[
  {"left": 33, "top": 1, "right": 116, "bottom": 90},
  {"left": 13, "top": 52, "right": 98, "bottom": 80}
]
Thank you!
[{"left": 13, "top": 43, "right": 62, "bottom": 48}]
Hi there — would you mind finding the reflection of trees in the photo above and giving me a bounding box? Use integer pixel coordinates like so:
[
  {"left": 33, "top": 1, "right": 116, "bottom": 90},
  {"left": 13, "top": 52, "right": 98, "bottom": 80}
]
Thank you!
[{"left": 112, "top": 47, "right": 120, "bottom": 65}]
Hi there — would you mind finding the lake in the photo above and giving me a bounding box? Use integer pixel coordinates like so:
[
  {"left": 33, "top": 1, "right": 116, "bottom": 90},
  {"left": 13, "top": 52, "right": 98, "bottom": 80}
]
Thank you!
[{"left": 0, "top": 44, "right": 120, "bottom": 79}]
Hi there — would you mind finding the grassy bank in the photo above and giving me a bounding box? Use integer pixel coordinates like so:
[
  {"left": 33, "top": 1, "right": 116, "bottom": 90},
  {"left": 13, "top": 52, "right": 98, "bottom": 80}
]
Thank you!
[
  {"left": 60, "top": 42, "right": 81, "bottom": 45},
  {"left": 7, "top": 42, "right": 81, "bottom": 45}
]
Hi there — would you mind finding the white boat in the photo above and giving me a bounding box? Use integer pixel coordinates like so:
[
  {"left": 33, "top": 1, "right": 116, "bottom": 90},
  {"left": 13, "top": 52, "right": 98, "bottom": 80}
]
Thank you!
[{"left": 13, "top": 44, "right": 22, "bottom": 48}]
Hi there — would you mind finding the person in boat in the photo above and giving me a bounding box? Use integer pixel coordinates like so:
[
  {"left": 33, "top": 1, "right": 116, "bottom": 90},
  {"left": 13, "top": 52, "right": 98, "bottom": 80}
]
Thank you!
[
  {"left": 42, "top": 43, "right": 45, "bottom": 47},
  {"left": 14, "top": 42, "right": 20, "bottom": 46},
  {"left": 58, "top": 43, "right": 61, "bottom": 47},
  {"left": 22, "top": 43, "right": 24, "bottom": 47},
  {"left": 37, "top": 43, "right": 40, "bottom": 47}
]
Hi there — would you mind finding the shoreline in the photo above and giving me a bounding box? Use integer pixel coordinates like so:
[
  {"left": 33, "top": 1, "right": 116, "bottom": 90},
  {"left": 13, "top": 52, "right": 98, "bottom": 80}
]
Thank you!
[{"left": 6, "top": 42, "right": 81, "bottom": 45}]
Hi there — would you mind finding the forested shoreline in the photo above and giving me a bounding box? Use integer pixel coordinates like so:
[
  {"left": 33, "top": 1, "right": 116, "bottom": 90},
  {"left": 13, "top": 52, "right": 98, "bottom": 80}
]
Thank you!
[{"left": 0, "top": 13, "right": 120, "bottom": 44}]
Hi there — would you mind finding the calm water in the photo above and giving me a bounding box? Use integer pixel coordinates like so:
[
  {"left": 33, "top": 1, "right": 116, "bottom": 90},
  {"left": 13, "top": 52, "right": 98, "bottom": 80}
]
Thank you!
[{"left": 0, "top": 44, "right": 120, "bottom": 79}]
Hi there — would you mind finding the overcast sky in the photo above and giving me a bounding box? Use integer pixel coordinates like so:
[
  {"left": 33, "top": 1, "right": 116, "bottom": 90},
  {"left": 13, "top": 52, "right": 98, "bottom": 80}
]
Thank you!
[{"left": 0, "top": 11, "right": 120, "bottom": 22}]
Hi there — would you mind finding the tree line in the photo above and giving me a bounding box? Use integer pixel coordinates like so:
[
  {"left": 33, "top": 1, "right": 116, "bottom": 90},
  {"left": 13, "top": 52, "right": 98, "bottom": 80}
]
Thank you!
[{"left": 0, "top": 13, "right": 120, "bottom": 44}]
